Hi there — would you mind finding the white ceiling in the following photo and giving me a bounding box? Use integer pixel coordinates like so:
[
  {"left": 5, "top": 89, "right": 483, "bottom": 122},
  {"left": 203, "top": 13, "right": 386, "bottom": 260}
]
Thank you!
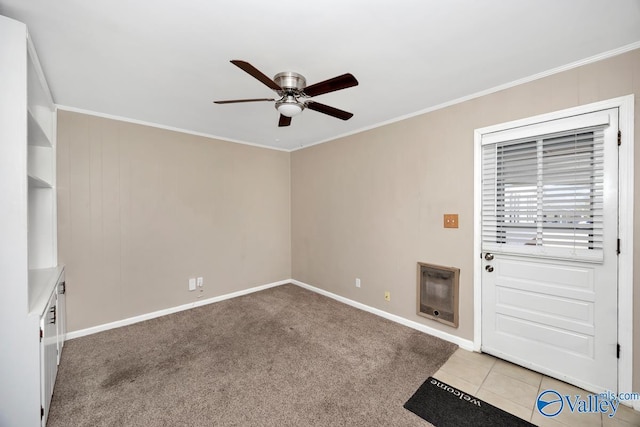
[{"left": 2, "top": 1, "right": 640, "bottom": 151}]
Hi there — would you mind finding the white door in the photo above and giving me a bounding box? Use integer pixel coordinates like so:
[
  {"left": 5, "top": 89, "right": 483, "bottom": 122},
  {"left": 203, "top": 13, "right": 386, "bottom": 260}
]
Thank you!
[
  {"left": 56, "top": 271, "right": 66, "bottom": 364},
  {"left": 41, "top": 291, "right": 59, "bottom": 426},
  {"left": 481, "top": 108, "right": 619, "bottom": 393}
]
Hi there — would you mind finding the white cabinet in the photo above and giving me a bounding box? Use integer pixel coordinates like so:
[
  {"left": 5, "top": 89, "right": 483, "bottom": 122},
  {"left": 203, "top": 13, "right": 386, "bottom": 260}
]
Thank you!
[
  {"left": 41, "top": 289, "right": 58, "bottom": 425},
  {"left": 0, "top": 15, "right": 64, "bottom": 427},
  {"left": 39, "top": 269, "right": 65, "bottom": 427},
  {"left": 56, "top": 273, "right": 67, "bottom": 364}
]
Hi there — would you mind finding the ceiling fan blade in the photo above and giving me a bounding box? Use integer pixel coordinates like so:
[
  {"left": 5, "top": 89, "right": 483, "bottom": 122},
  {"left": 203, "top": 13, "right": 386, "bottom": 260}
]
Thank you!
[
  {"left": 306, "top": 101, "right": 354, "bottom": 120},
  {"left": 230, "top": 60, "right": 282, "bottom": 91},
  {"left": 278, "top": 115, "right": 292, "bottom": 127},
  {"left": 303, "top": 73, "right": 358, "bottom": 97},
  {"left": 214, "top": 98, "right": 275, "bottom": 104}
]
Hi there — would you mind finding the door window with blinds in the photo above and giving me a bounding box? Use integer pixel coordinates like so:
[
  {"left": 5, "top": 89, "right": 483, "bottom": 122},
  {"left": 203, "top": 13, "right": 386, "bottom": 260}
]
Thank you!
[{"left": 481, "top": 110, "right": 614, "bottom": 262}]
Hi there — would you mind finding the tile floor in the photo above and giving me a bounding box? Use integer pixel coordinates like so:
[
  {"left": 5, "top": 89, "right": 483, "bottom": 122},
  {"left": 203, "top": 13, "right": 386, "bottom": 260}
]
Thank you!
[{"left": 433, "top": 348, "right": 640, "bottom": 426}]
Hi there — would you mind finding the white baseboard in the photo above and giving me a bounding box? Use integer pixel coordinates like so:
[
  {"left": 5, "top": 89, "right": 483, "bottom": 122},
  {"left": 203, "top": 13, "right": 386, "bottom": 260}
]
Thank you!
[
  {"left": 290, "top": 279, "right": 475, "bottom": 351},
  {"left": 66, "top": 279, "right": 290, "bottom": 340},
  {"left": 67, "top": 278, "right": 475, "bottom": 352}
]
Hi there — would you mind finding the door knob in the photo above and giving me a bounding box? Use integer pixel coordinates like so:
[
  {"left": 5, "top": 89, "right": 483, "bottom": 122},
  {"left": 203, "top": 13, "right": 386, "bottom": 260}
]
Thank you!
[
  {"left": 484, "top": 253, "right": 494, "bottom": 261},
  {"left": 485, "top": 265, "right": 494, "bottom": 273}
]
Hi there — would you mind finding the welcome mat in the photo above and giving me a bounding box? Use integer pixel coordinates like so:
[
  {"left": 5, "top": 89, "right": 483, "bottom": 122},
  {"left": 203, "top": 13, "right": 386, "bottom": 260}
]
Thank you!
[{"left": 404, "top": 377, "right": 535, "bottom": 427}]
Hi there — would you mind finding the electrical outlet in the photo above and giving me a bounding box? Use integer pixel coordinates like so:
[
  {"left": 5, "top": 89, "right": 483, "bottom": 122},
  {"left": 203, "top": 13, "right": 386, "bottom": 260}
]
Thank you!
[
  {"left": 188, "top": 278, "right": 196, "bottom": 291},
  {"left": 197, "top": 277, "right": 204, "bottom": 288},
  {"left": 355, "top": 278, "right": 361, "bottom": 288},
  {"left": 384, "top": 291, "right": 391, "bottom": 301}
]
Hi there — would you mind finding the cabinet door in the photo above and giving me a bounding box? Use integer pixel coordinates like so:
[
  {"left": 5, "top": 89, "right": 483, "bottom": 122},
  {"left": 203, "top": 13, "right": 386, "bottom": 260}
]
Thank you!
[
  {"left": 56, "top": 271, "right": 66, "bottom": 363},
  {"left": 40, "top": 292, "right": 58, "bottom": 426}
]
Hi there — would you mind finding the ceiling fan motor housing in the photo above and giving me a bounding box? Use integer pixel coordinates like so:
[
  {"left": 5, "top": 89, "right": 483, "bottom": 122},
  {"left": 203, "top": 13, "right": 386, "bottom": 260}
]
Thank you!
[{"left": 273, "top": 71, "right": 306, "bottom": 92}]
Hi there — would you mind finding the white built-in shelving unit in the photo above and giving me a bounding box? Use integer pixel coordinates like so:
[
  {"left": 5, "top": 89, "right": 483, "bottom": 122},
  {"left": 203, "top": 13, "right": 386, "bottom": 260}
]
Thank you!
[{"left": 0, "top": 15, "right": 65, "bottom": 427}]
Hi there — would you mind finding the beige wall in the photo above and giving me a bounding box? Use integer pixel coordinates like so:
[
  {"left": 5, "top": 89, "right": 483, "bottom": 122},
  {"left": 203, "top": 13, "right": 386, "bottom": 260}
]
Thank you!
[
  {"left": 291, "top": 49, "right": 640, "bottom": 389},
  {"left": 57, "top": 111, "right": 291, "bottom": 332}
]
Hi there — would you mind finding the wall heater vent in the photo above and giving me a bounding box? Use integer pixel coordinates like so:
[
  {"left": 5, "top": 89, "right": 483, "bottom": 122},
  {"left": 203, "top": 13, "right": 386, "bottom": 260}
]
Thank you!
[{"left": 417, "top": 262, "right": 459, "bottom": 328}]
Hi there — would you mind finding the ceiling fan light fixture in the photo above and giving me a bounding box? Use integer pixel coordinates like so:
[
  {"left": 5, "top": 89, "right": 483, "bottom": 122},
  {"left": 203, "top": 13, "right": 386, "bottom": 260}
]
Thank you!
[{"left": 276, "top": 97, "right": 304, "bottom": 117}]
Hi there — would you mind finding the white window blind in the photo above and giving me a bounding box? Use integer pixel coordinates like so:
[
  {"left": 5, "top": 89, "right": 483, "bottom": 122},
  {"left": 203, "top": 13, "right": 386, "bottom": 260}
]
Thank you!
[{"left": 482, "top": 126, "right": 606, "bottom": 262}]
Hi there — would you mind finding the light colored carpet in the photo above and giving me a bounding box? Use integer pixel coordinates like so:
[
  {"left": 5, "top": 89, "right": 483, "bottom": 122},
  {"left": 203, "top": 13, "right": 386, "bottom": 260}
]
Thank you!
[{"left": 47, "top": 284, "right": 457, "bottom": 426}]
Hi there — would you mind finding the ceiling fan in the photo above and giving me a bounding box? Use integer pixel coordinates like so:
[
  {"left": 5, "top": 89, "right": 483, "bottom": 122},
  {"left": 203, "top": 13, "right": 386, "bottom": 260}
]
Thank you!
[{"left": 214, "top": 60, "right": 358, "bottom": 127}]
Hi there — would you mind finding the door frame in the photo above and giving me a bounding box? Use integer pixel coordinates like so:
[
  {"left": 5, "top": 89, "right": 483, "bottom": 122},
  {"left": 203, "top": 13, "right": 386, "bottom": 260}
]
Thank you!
[{"left": 473, "top": 95, "right": 635, "bottom": 400}]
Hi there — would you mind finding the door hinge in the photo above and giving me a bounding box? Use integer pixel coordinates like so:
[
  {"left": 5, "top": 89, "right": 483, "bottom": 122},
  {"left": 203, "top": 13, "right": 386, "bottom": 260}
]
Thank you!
[
  {"left": 618, "top": 130, "right": 622, "bottom": 146},
  {"left": 39, "top": 328, "right": 43, "bottom": 342},
  {"left": 617, "top": 238, "right": 621, "bottom": 255},
  {"left": 617, "top": 343, "right": 621, "bottom": 359},
  {"left": 41, "top": 405, "right": 44, "bottom": 419}
]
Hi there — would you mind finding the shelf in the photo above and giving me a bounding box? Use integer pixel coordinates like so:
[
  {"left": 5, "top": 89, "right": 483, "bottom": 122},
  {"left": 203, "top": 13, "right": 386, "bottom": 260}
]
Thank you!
[
  {"left": 28, "top": 174, "right": 53, "bottom": 188},
  {"left": 28, "top": 187, "right": 55, "bottom": 270},
  {"left": 27, "top": 143, "right": 53, "bottom": 185},
  {"left": 27, "top": 47, "right": 54, "bottom": 143},
  {"left": 28, "top": 266, "right": 64, "bottom": 315},
  {"left": 27, "top": 109, "right": 52, "bottom": 147}
]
